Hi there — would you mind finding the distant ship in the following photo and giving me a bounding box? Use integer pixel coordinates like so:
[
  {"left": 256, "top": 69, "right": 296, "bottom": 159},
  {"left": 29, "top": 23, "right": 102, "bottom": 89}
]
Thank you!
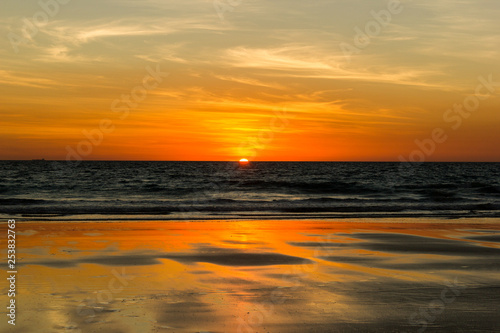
[{"left": 31, "top": 158, "right": 46, "bottom": 161}]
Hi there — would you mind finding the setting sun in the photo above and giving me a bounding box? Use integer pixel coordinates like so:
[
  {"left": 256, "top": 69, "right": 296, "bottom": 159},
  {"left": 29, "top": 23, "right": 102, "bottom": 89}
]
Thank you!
[{"left": 239, "top": 158, "right": 249, "bottom": 163}]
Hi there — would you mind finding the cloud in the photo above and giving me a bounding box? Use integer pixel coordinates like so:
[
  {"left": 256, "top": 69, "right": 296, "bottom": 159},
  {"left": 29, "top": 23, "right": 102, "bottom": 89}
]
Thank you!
[
  {"left": 221, "top": 45, "right": 450, "bottom": 90},
  {"left": 0, "top": 70, "right": 59, "bottom": 88},
  {"left": 224, "top": 46, "right": 335, "bottom": 71},
  {"left": 212, "top": 74, "right": 285, "bottom": 90}
]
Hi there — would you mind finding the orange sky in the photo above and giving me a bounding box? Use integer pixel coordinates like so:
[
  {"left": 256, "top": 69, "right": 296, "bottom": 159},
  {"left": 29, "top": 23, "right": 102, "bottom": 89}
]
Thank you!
[{"left": 1, "top": 0, "right": 499, "bottom": 161}]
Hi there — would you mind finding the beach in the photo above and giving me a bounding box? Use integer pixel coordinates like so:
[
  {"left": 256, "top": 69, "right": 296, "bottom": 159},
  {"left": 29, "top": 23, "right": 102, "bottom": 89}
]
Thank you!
[
  {"left": 2, "top": 218, "right": 500, "bottom": 332},
  {"left": 3, "top": 0, "right": 500, "bottom": 330}
]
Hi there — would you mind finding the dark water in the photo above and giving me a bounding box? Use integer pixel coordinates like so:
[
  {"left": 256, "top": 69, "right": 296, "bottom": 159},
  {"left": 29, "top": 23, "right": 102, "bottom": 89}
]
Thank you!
[{"left": 0, "top": 161, "right": 499, "bottom": 220}]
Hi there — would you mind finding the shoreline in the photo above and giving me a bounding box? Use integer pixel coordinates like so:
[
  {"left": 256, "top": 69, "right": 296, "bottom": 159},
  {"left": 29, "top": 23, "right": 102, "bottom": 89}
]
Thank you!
[
  {"left": 4, "top": 212, "right": 500, "bottom": 222},
  {"left": 4, "top": 216, "right": 500, "bottom": 224}
]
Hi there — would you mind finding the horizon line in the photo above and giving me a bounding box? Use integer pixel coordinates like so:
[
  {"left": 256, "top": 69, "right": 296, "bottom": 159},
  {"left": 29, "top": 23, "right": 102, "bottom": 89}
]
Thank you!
[{"left": 1, "top": 159, "right": 499, "bottom": 163}]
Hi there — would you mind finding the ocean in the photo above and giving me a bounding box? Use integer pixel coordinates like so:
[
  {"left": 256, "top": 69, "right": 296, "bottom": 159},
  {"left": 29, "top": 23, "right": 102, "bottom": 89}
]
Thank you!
[{"left": 0, "top": 161, "right": 499, "bottom": 221}]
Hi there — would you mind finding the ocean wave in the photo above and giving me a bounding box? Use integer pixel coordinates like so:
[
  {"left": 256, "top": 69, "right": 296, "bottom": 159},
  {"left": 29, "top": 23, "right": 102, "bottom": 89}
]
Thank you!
[{"left": 1, "top": 161, "right": 499, "bottom": 219}]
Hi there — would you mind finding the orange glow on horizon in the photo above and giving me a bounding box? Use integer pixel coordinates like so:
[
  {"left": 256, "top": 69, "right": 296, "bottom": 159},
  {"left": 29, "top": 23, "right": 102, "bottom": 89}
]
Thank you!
[{"left": 1, "top": 0, "right": 499, "bottom": 162}]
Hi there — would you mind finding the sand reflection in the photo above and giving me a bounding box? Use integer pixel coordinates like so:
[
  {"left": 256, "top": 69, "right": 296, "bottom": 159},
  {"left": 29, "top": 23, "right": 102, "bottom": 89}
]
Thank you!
[{"left": 3, "top": 219, "right": 500, "bottom": 332}]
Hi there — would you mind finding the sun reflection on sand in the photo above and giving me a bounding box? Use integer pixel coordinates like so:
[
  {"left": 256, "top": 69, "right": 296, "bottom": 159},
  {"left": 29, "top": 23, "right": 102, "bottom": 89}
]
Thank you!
[{"left": 10, "top": 219, "right": 500, "bottom": 332}]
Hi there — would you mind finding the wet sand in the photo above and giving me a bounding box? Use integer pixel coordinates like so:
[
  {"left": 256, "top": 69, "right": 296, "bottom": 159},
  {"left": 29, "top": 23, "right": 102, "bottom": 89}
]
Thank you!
[{"left": 2, "top": 219, "right": 500, "bottom": 332}]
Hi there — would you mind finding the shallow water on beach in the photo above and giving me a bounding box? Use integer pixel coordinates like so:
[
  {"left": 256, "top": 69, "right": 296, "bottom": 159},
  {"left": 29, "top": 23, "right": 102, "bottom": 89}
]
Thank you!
[{"left": 2, "top": 219, "right": 500, "bottom": 332}]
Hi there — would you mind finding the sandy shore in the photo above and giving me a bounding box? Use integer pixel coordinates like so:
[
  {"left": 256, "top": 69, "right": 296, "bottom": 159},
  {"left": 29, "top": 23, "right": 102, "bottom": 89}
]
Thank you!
[{"left": 2, "top": 219, "right": 500, "bottom": 332}]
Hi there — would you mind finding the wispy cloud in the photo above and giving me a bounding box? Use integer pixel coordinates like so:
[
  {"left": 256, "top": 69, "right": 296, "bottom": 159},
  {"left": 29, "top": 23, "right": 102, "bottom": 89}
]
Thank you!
[
  {"left": 0, "top": 70, "right": 59, "bottom": 88},
  {"left": 224, "top": 46, "right": 335, "bottom": 71},
  {"left": 220, "top": 45, "right": 450, "bottom": 90},
  {"left": 212, "top": 74, "right": 285, "bottom": 90}
]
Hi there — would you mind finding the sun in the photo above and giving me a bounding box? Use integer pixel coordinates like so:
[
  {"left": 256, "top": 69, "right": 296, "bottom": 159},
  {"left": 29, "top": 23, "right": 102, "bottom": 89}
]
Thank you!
[{"left": 239, "top": 158, "right": 249, "bottom": 163}]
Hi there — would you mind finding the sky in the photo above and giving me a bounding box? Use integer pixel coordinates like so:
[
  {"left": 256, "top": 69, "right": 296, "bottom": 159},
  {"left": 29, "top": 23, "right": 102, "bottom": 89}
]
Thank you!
[{"left": 1, "top": 0, "right": 499, "bottom": 161}]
